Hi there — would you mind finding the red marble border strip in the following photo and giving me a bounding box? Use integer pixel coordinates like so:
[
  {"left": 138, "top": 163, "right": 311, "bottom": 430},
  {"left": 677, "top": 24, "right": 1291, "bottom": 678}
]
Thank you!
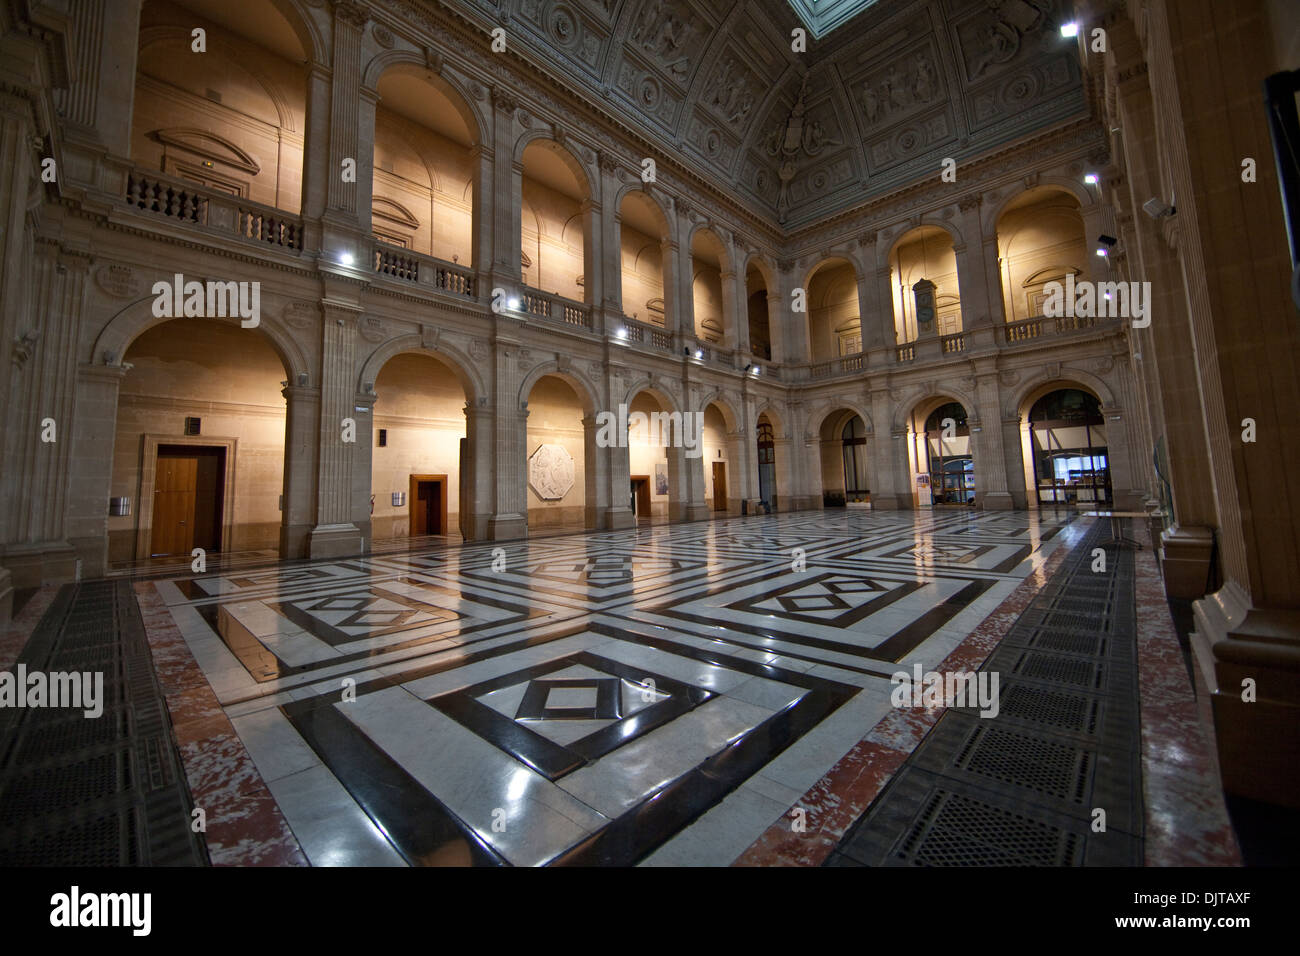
[
  {"left": 733, "top": 519, "right": 1093, "bottom": 867},
  {"left": 0, "top": 585, "right": 60, "bottom": 673},
  {"left": 1132, "top": 530, "right": 1241, "bottom": 866},
  {"left": 134, "top": 581, "right": 308, "bottom": 866}
]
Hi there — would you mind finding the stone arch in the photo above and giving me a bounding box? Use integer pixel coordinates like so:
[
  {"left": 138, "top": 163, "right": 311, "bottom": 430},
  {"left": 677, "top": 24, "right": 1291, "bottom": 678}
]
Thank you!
[
  {"left": 752, "top": 400, "right": 787, "bottom": 437},
  {"left": 137, "top": 26, "right": 299, "bottom": 132},
  {"left": 1011, "top": 369, "right": 1117, "bottom": 420},
  {"left": 986, "top": 179, "right": 1096, "bottom": 232},
  {"left": 621, "top": 378, "right": 680, "bottom": 413},
  {"left": 801, "top": 254, "right": 861, "bottom": 292},
  {"left": 805, "top": 400, "right": 872, "bottom": 442},
  {"left": 613, "top": 184, "right": 673, "bottom": 235},
  {"left": 515, "top": 134, "right": 593, "bottom": 200},
  {"left": 362, "top": 54, "right": 486, "bottom": 146},
  {"left": 896, "top": 386, "right": 980, "bottom": 433},
  {"left": 687, "top": 224, "right": 733, "bottom": 273},
  {"left": 885, "top": 219, "right": 964, "bottom": 259},
  {"left": 356, "top": 334, "right": 485, "bottom": 406},
  {"left": 696, "top": 389, "right": 741, "bottom": 432},
  {"left": 91, "top": 293, "right": 309, "bottom": 383},
  {"left": 742, "top": 251, "right": 778, "bottom": 289},
  {"left": 518, "top": 362, "right": 601, "bottom": 416}
]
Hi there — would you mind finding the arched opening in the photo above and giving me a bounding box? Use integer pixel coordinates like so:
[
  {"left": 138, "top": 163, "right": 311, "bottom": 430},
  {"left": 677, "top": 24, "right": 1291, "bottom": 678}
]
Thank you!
[
  {"left": 625, "top": 391, "right": 683, "bottom": 522},
  {"left": 805, "top": 259, "right": 860, "bottom": 363},
  {"left": 521, "top": 140, "right": 590, "bottom": 305},
  {"left": 819, "top": 410, "right": 870, "bottom": 507},
  {"left": 111, "top": 318, "right": 288, "bottom": 566},
  {"left": 370, "top": 352, "right": 467, "bottom": 542},
  {"left": 132, "top": 0, "right": 309, "bottom": 213},
  {"left": 525, "top": 374, "right": 589, "bottom": 533},
  {"left": 890, "top": 226, "right": 961, "bottom": 343},
  {"left": 371, "top": 66, "right": 476, "bottom": 266},
  {"left": 756, "top": 414, "right": 777, "bottom": 512},
  {"left": 691, "top": 228, "right": 728, "bottom": 345},
  {"left": 1025, "top": 387, "right": 1111, "bottom": 508},
  {"left": 906, "top": 399, "right": 974, "bottom": 508},
  {"left": 619, "top": 191, "right": 669, "bottom": 327},
  {"left": 995, "top": 187, "right": 1089, "bottom": 324},
  {"left": 702, "top": 403, "right": 734, "bottom": 513},
  {"left": 746, "top": 262, "right": 773, "bottom": 361}
]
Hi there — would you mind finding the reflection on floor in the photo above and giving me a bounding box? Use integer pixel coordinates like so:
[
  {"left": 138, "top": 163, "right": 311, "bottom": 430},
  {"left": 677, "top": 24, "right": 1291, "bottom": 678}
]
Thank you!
[{"left": 134, "top": 509, "right": 1235, "bottom": 866}]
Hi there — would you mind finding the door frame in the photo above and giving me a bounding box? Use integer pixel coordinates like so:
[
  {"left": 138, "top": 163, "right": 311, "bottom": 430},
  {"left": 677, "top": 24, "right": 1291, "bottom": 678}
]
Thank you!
[
  {"left": 408, "top": 474, "right": 448, "bottom": 536},
  {"left": 712, "top": 461, "right": 728, "bottom": 512},
  {"left": 136, "top": 435, "right": 238, "bottom": 561},
  {"left": 630, "top": 475, "right": 652, "bottom": 518}
]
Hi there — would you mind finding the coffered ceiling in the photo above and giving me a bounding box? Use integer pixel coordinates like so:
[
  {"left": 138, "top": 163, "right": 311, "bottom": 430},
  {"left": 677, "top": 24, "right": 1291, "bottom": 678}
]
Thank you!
[{"left": 439, "top": 0, "right": 1087, "bottom": 230}]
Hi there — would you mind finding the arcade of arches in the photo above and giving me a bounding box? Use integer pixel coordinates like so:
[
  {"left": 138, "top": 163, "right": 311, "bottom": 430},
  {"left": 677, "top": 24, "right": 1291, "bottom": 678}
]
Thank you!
[{"left": 1, "top": 0, "right": 1297, "bottom": 869}]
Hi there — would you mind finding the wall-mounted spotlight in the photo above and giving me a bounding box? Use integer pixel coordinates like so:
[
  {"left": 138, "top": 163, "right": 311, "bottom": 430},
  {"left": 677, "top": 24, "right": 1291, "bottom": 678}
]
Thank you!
[
  {"left": 1142, "top": 197, "right": 1176, "bottom": 220},
  {"left": 694, "top": 348, "right": 704, "bottom": 360},
  {"left": 744, "top": 363, "right": 761, "bottom": 375},
  {"left": 1084, "top": 173, "right": 1099, "bottom": 185},
  {"left": 1060, "top": 21, "right": 1079, "bottom": 38},
  {"left": 339, "top": 252, "right": 354, "bottom": 266},
  {"left": 507, "top": 296, "right": 521, "bottom": 311},
  {"left": 1096, "top": 234, "right": 1117, "bottom": 257},
  {"left": 615, "top": 327, "right": 628, "bottom": 340}
]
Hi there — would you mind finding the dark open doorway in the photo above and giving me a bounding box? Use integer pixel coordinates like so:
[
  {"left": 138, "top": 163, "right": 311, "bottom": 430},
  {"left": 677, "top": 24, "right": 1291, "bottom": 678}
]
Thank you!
[{"left": 409, "top": 474, "right": 448, "bottom": 536}]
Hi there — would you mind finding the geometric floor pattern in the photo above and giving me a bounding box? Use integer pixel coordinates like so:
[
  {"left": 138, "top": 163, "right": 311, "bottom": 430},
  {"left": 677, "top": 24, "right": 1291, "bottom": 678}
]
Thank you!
[{"left": 153, "top": 509, "right": 1077, "bottom": 865}]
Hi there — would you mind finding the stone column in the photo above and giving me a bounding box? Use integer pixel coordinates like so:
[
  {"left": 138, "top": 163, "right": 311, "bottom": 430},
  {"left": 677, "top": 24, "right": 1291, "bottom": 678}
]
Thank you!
[
  {"left": 596, "top": 154, "right": 623, "bottom": 330},
  {"left": 488, "top": 89, "right": 522, "bottom": 297},
  {"left": 581, "top": 197, "right": 601, "bottom": 309},
  {"left": 65, "top": 364, "right": 127, "bottom": 578},
  {"left": 461, "top": 402, "right": 494, "bottom": 540},
  {"left": 309, "top": 304, "right": 365, "bottom": 557},
  {"left": 955, "top": 194, "right": 1001, "bottom": 350},
  {"left": 281, "top": 384, "right": 320, "bottom": 559},
  {"left": 300, "top": 63, "right": 332, "bottom": 252},
  {"left": 0, "top": 241, "right": 87, "bottom": 587},
  {"left": 972, "top": 367, "right": 1012, "bottom": 509},
  {"left": 870, "top": 388, "right": 910, "bottom": 509},
  {"left": 660, "top": 235, "right": 684, "bottom": 340},
  {"left": 471, "top": 144, "right": 493, "bottom": 284},
  {"left": 766, "top": 262, "right": 798, "bottom": 365},
  {"left": 320, "top": 2, "right": 369, "bottom": 253}
]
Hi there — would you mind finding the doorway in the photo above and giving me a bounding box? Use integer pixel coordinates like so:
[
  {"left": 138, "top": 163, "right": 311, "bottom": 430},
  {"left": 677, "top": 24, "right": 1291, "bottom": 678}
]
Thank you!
[
  {"left": 150, "top": 445, "right": 224, "bottom": 557},
  {"left": 409, "top": 474, "right": 448, "bottom": 536},
  {"left": 712, "top": 462, "right": 727, "bottom": 512},
  {"left": 630, "top": 476, "right": 652, "bottom": 519}
]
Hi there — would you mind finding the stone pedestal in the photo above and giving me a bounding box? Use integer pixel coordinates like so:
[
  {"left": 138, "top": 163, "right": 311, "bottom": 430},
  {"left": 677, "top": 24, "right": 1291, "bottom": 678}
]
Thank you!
[
  {"left": 488, "top": 513, "right": 529, "bottom": 540},
  {"left": 1159, "top": 524, "right": 1214, "bottom": 599},
  {"left": 1193, "top": 582, "right": 1300, "bottom": 808},
  {"left": 307, "top": 523, "right": 363, "bottom": 559},
  {"left": 980, "top": 490, "right": 1014, "bottom": 510}
]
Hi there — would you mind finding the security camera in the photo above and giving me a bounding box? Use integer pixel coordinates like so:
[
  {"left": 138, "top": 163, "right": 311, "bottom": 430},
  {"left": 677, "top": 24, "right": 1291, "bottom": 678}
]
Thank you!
[{"left": 1142, "top": 197, "right": 1176, "bottom": 220}]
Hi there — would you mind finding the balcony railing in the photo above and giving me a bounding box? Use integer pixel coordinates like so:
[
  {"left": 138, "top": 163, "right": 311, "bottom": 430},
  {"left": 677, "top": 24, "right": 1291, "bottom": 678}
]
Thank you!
[
  {"left": 518, "top": 287, "right": 593, "bottom": 331},
  {"left": 940, "top": 332, "right": 966, "bottom": 354},
  {"left": 124, "top": 170, "right": 303, "bottom": 252},
  {"left": 895, "top": 343, "right": 916, "bottom": 363},
  {"left": 617, "top": 315, "right": 673, "bottom": 351},
  {"left": 372, "top": 241, "right": 476, "bottom": 300}
]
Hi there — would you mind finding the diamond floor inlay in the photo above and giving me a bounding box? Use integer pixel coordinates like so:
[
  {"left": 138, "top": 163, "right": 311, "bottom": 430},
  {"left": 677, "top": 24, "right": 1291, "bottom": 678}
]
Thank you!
[{"left": 138, "top": 509, "right": 1095, "bottom": 865}]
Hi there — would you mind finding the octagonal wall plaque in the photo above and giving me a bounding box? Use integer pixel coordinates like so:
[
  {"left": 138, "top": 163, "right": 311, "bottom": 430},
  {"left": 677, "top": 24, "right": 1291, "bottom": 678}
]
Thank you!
[{"left": 528, "top": 443, "right": 575, "bottom": 500}]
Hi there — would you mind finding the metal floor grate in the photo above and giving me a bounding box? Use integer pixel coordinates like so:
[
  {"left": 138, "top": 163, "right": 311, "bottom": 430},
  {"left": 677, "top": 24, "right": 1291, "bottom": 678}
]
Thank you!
[
  {"left": 0, "top": 581, "right": 208, "bottom": 866},
  {"left": 828, "top": 519, "right": 1144, "bottom": 867}
]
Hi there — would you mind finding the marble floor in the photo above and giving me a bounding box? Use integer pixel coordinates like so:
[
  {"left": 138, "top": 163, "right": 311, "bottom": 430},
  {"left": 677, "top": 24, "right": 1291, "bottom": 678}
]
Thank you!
[{"left": 130, "top": 509, "right": 1236, "bottom": 866}]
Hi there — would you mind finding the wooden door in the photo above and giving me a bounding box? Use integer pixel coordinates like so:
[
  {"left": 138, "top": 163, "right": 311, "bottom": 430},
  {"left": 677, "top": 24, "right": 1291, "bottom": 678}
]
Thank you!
[
  {"left": 712, "top": 462, "right": 727, "bottom": 512},
  {"left": 151, "top": 453, "right": 198, "bottom": 556}
]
